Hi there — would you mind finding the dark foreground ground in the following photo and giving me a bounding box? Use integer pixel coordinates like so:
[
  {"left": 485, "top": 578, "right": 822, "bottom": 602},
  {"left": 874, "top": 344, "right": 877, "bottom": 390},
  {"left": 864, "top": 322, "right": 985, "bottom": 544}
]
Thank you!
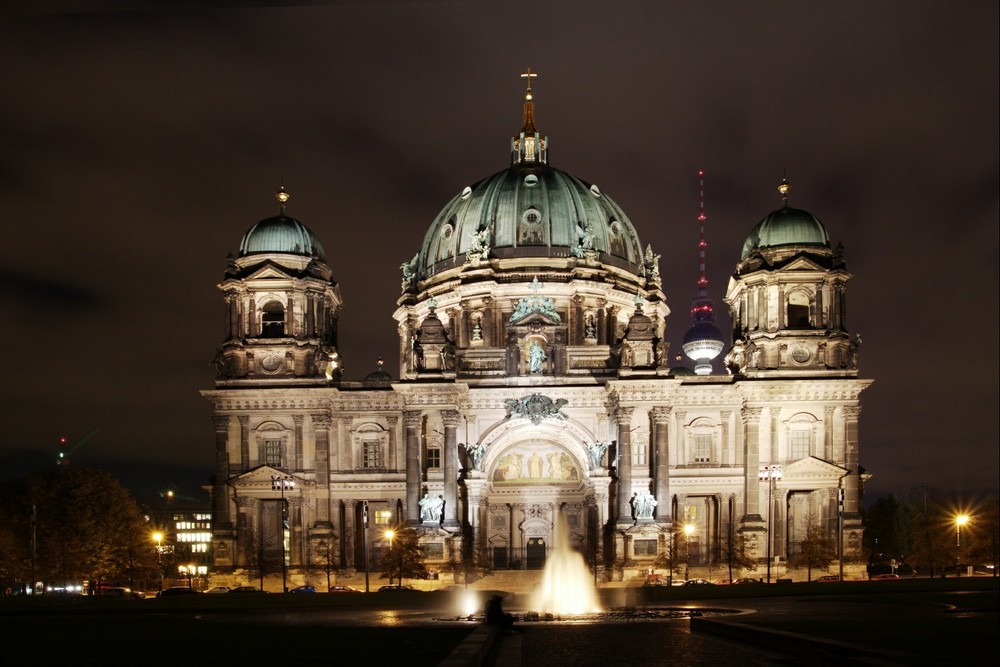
[{"left": 1, "top": 578, "right": 996, "bottom": 666}]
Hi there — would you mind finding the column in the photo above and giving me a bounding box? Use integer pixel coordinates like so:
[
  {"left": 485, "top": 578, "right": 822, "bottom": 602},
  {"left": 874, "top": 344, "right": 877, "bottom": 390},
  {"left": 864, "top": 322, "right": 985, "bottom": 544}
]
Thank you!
[
  {"left": 339, "top": 417, "right": 354, "bottom": 470},
  {"left": 720, "top": 411, "right": 732, "bottom": 465},
  {"left": 442, "top": 409, "right": 460, "bottom": 530},
  {"left": 650, "top": 407, "right": 671, "bottom": 522},
  {"left": 385, "top": 416, "right": 399, "bottom": 471},
  {"left": 293, "top": 415, "right": 304, "bottom": 470},
  {"left": 404, "top": 411, "right": 422, "bottom": 525},
  {"left": 615, "top": 407, "right": 634, "bottom": 527},
  {"left": 238, "top": 415, "right": 250, "bottom": 470},
  {"left": 842, "top": 406, "right": 861, "bottom": 518},
  {"left": 212, "top": 415, "right": 232, "bottom": 528},
  {"left": 742, "top": 407, "right": 763, "bottom": 522},
  {"left": 344, "top": 500, "right": 356, "bottom": 569},
  {"left": 596, "top": 301, "right": 607, "bottom": 345},
  {"left": 312, "top": 412, "right": 332, "bottom": 526},
  {"left": 823, "top": 406, "right": 835, "bottom": 460}
]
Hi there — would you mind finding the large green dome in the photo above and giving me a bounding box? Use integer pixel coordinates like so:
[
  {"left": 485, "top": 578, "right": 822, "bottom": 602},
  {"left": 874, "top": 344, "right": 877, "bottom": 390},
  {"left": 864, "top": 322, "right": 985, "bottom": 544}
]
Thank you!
[
  {"left": 416, "top": 163, "right": 643, "bottom": 279},
  {"left": 741, "top": 204, "right": 829, "bottom": 259},
  {"left": 239, "top": 214, "right": 326, "bottom": 260}
]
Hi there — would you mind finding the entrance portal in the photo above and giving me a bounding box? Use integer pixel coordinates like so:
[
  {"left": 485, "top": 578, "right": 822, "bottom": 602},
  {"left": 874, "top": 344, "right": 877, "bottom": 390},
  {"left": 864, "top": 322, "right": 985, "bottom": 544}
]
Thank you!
[{"left": 526, "top": 537, "right": 546, "bottom": 569}]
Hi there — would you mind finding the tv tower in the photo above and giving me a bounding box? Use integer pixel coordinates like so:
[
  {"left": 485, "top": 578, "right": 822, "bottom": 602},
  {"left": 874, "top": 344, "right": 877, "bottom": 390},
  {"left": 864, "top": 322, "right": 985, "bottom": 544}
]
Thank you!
[{"left": 681, "top": 171, "right": 725, "bottom": 374}]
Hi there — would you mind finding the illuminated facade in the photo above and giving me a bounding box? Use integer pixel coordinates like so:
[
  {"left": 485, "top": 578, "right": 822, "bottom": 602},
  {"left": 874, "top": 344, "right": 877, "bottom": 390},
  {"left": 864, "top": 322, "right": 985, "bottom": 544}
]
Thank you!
[{"left": 203, "top": 77, "right": 870, "bottom": 586}]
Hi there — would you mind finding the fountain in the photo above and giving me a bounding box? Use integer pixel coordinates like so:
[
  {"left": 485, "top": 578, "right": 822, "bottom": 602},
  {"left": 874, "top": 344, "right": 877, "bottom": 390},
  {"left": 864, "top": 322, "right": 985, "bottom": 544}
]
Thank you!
[{"left": 529, "top": 512, "right": 602, "bottom": 615}]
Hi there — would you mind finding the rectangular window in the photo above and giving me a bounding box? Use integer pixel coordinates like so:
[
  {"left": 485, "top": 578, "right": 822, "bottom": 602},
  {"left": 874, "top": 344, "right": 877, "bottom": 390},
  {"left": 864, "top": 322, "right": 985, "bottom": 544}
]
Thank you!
[
  {"left": 426, "top": 447, "right": 441, "bottom": 469},
  {"left": 634, "top": 539, "right": 657, "bottom": 556},
  {"left": 374, "top": 509, "right": 392, "bottom": 526},
  {"left": 632, "top": 441, "right": 647, "bottom": 466},
  {"left": 693, "top": 434, "right": 712, "bottom": 463},
  {"left": 264, "top": 439, "right": 282, "bottom": 467},
  {"left": 790, "top": 430, "right": 811, "bottom": 460},
  {"left": 363, "top": 440, "right": 381, "bottom": 468}
]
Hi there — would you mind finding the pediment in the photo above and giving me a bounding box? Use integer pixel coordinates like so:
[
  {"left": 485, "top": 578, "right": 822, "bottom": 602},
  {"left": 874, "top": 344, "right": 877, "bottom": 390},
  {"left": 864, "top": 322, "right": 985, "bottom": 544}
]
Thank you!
[
  {"left": 778, "top": 255, "right": 827, "bottom": 272},
  {"left": 510, "top": 310, "right": 561, "bottom": 327},
  {"left": 228, "top": 465, "right": 311, "bottom": 490},
  {"left": 246, "top": 263, "right": 295, "bottom": 281},
  {"left": 782, "top": 456, "right": 847, "bottom": 481}
]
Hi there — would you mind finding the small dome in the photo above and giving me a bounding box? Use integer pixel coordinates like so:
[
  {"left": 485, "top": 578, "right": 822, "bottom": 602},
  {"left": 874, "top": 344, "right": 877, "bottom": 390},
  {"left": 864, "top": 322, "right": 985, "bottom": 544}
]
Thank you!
[
  {"left": 363, "top": 358, "right": 393, "bottom": 384},
  {"left": 669, "top": 365, "right": 696, "bottom": 377},
  {"left": 741, "top": 205, "right": 829, "bottom": 260},
  {"left": 240, "top": 215, "right": 326, "bottom": 260}
]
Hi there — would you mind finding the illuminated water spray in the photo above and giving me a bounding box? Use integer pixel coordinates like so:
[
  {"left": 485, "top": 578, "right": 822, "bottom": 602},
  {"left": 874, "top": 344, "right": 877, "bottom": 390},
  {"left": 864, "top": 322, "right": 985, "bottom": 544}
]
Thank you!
[{"left": 530, "top": 512, "right": 602, "bottom": 614}]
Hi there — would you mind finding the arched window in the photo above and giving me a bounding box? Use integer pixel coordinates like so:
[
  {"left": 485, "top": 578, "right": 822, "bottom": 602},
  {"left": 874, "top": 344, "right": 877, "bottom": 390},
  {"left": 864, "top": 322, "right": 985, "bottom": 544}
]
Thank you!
[
  {"left": 261, "top": 301, "right": 285, "bottom": 337},
  {"left": 787, "top": 291, "right": 811, "bottom": 329}
]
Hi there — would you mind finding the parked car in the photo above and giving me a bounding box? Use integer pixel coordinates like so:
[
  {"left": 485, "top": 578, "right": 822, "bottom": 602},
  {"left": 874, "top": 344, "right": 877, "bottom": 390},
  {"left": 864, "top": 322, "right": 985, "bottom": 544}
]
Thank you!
[
  {"left": 204, "top": 586, "right": 231, "bottom": 594},
  {"left": 290, "top": 585, "right": 316, "bottom": 593},
  {"left": 871, "top": 573, "right": 900, "bottom": 581},
  {"left": 156, "top": 587, "right": 199, "bottom": 598},
  {"left": 815, "top": 575, "right": 841, "bottom": 582},
  {"left": 377, "top": 584, "right": 419, "bottom": 592},
  {"left": 329, "top": 585, "right": 363, "bottom": 593},
  {"left": 230, "top": 585, "right": 264, "bottom": 593},
  {"left": 684, "top": 579, "right": 713, "bottom": 586},
  {"left": 714, "top": 579, "right": 732, "bottom": 586},
  {"left": 733, "top": 578, "right": 764, "bottom": 585},
  {"left": 99, "top": 587, "right": 143, "bottom": 599}
]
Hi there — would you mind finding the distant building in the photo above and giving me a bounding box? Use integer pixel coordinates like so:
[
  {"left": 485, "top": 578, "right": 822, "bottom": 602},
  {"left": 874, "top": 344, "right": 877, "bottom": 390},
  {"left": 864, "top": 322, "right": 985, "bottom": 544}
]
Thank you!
[
  {"left": 203, "top": 76, "right": 870, "bottom": 585},
  {"left": 148, "top": 491, "right": 212, "bottom": 583}
]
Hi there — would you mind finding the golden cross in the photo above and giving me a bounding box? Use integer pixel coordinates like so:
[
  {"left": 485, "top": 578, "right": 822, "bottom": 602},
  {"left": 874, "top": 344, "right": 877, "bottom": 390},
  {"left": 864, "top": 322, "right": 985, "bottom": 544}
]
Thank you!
[{"left": 520, "top": 67, "right": 538, "bottom": 91}]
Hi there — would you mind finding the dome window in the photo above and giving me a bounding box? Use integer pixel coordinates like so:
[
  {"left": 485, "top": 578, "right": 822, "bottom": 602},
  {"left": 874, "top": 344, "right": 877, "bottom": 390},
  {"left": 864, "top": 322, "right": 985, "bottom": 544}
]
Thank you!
[
  {"left": 441, "top": 223, "right": 454, "bottom": 239},
  {"left": 523, "top": 209, "right": 541, "bottom": 225},
  {"left": 590, "top": 184, "right": 601, "bottom": 197},
  {"left": 787, "top": 291, "right": 811, "bottom": 329},
  {"left": 523, "top": 174, "right": 539, "bottom": 187},
  {"left": 461, "top": 186, "right": 473, "bottom": 200},
  {"left": 609, "top": 220, "right": 621, "bottom": 236},
  {"left": 260, "top": 301, "right": 285, "bottom": 338}
]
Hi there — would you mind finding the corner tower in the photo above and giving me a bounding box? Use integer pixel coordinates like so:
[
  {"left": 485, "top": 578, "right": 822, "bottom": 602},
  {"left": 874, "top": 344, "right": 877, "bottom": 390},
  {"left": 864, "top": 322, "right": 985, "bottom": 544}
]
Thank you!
[{"left": 724, "top": 180, "right": 857, "bottom": 377}]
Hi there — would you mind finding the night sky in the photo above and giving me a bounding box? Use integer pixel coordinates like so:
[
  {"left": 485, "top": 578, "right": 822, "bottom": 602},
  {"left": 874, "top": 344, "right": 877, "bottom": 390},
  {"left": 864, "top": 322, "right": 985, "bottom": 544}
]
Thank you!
[{"left": 2, "top": 2, "right": 997, "bottom": 505}]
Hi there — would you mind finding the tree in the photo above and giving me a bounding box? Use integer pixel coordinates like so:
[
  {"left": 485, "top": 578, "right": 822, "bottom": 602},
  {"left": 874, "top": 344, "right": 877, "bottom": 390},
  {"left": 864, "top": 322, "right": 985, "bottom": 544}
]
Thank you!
[
  {"left": 380, "top": 527, "right": 429, "bottom": 583},
  {"left": 3, "top": 468, "right": 154, "bottom": 589},
  {"left": 966, "top": 497, "right": 999, "bottom": 577},
  {"left": 793, "top": 525, "right": 837, "bottom": 580},
  {"left": 719, "top": 522, "right": 757, "bottom": 582},
  {"left": 653, "top": 530, "right": 684, "bottom": 585},
  {"left": 311, "top": 533, "right": 339, "bottom": 590}
]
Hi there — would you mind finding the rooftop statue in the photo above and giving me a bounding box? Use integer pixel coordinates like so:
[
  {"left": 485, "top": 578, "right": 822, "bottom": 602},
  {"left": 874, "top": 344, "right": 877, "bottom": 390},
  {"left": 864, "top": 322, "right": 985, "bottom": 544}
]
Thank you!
[
  {"left": 400, "top": 253, "right": 418, "bottom": 290},
  {"left": 510, "top": 277, "right": 561, "bottom": 324},
  {"left": 505, "top": 393, "right": 568, "bottom": 425}
]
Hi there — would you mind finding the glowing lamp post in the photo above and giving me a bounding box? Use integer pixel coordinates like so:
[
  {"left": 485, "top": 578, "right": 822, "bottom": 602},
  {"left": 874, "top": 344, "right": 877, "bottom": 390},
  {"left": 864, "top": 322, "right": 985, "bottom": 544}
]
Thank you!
[
  {"left": 384, "top": 529, "right": 396, "bottom": 585},
  {"left": 758, "top": 465, "right": 783, "bottom": 583},
  {"left": 683, "top": 523, "right": 696, "bottom": 582},
  {"left": 152, "top": 531, "right": 164, "bottom": 590},
  {"left": 955, "top": 514, "right": 969, "bottom": 547}
]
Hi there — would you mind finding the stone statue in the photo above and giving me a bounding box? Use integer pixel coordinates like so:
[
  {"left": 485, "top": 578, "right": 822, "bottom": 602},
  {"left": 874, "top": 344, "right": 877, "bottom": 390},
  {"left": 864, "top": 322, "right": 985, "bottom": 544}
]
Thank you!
[
  {"left": 587, "top": 441, "right": 609, "bottom": 468},
  {"left": 617, "top": 339, "right": 634, "bottom": 368},
  {"left": 419, "top": 493, "right": 443, "bottom": 522},
  {"left": 528, "top": 340, "right": 546, "bottom": 374},
  {"left": 643, "top": 244, "right": 661, "bottom": 280},
  {"left": 573, "top": 221, "right": 596, "bottom": 258},
  {"left": 469, "top": 226, "right": 491, "bottom": 258},
  {"left": 585, "top": 315, "right": 596, "bottom": 339},
  {"left": 466, "top": 442, "right": 486, "bottom": 471},
  {"left": 440, "top": 342, "right": 456, "bottom": 371},
  {"left": 633, "top": 490, "right": 657, "bottom": 520},
  {"left": 400, "top": 253, "right": 418, "bottom": 290}
]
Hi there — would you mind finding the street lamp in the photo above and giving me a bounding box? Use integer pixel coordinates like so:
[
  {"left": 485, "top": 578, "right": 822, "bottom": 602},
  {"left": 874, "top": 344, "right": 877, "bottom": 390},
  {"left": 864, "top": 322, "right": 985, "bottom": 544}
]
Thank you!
[
  {"left": 758, "top": 465, "right": 783, "bottom": 583},
  {"left": 152, "top": 531, "right": 164, "bottom": 591},
  {"left": 384, "top": 529, "right": 396, "bottom": 585},
  {"left": 955, "top": 514, "right": 970, "bottom": 547},
  {"left": 271, "top": 475, "right": 294, "bottom": 593},
  {"left": 683, "top": 523, "right": 696, "bottom": 582}
]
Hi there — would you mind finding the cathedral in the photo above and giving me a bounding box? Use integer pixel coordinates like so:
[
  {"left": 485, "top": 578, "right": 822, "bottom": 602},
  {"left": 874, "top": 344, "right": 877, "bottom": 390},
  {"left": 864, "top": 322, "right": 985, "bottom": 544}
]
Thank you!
[{"left": 203, "top": 76, "right": 870, "bottom": 586}]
